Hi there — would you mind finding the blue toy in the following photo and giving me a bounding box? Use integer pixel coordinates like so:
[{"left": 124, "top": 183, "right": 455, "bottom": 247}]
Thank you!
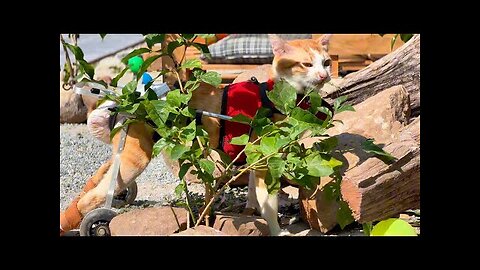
[{"left": 142, "top": 72, "right": 153, "bottom": 84}]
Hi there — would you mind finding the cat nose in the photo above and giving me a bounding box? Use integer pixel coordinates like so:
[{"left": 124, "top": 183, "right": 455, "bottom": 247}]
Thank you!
[{"left": 318, "top": 73, "right": 327, "bottom": 80}]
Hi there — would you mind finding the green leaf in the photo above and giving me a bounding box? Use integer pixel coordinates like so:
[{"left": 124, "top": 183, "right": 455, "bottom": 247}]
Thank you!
[
  {"left": 121, "top": 48, "right": 151, "bottom": 64},
  {"left": 333, "top": 95, "right": 348, "bottom": 112},
  {"left": 167, "top": 40, "right": 182, "bottom": 55},
  {"left": 197, "top": 34, "right": 216, "bottom": 39},
  {"left": 111, "top": 66, "right": 129, "bottom": 87},
  {"left": 192, "top": 69, "right": 205, "bottom": 78},
  {"left": 361, "top": 139, "right": 396, "bottom": 163},
  {"left": 62, "top": 62, "right": 71, "bottom": 84},
  {"left": 137, "top": 54, "right": 163, "bottom": 79},
  {"left": 152, "top": 138, "right": 168, "bottom": 157},
  {"left": 308, "top": 91, "right": 323, "bottom": 114},
  {"left": 180, "top": 107, "right": 196, "bottom": 118},
  {"left": 230, "top": 113, "right": 252, "bottom": 125},
  {"left": 78, "top": 77, "right": 108, "bottom": 90},
  {"left": 122, "top": 80, "right": 137, "bottom": 95},
  {"left": 200, "top": 71, "right": 222, "bottom": 87},
  {"left": 251, "top": 107, "right": 273, "bottom": 135},
  {"left": 265, "top": 170, "right": 281, "bottom": 195},
  {"left": 363, "top": 222, "right": 373, "bottom": 236},
  {"left": 260, "top": 136, "right": 278, "bottom": 155},
  {"left": 323, "top": 181, "right": 339, "bottom": 201},
  {"left": 179, "top": 163, "right": 192, "bottom": 180},
  {"left": 170, "top": 144, "right": 190, "bottom": 160},
  {"left": 230, "top": 134, "right": 250, "bottom": 145},
  {"left": 181, "top": 34, "right": 195, "bottom": 40},
  {"left": 144, "top": 34, "right": 165, "bottom": 49},
  {"left": 78, "top": 59, "right": 94, "bottom": 79},
  {"left": 184, "top": 80, "right": 200, "bottom": 92},
  {"left": 100, "top": 34, "right": 107, "bottom": 40},
  {"left": 192, "top": 42, "right": 210, "bottom": 55},
  {"left": 199, "top": 159, "right": 215, "bottom": 175},
  {"left": 266, "top": 79, "right": 297, "bottom": 115},
  {"left": 320, "top": 155, "right": 343, "bottom": 169},
  {"left": 275, "top": 135, "right": 291, "bottom": 150},
  {"left": 316, "top": 136, "right": 338, "bottom": 153},
  {"left": 175, "top": 181, "right": 185, "bottom": 198},
  {"left": 124, "top": 103, "right": 141, "bottom": 114},
  {"left": 336, "top": 104, "right": 355, "bottom": 114},
  {"left": 337, "top": 200, "right": 355, "bottom": 229},
  {"left": 268, "top": 157, "right": 285, "bottom": 180},
  {"left": 390, "top": 34, "right": 399, "bottom": 50},
  {"left": 370, "top": 218, "right": 417, "bottom": 236},
  {"left": 180, "top": 121, "right": 196, "bottom": 142},
  {"left": 286, "top": 152, "right": 302, "bottom": 169},
  {"left": 109, "top": 119, "right": 138, "bottom": 141},
  {"left": 400, "top": 34, "right": 414, "bottom": 43},
  {"left": 142, "top": 88, "right": 158, "bottom": 101},
  {"left": 285, "top": 118, "right": 310, "bottom": 139},
  {"left": 145, "top": 100, "right": 168, "bottom": 127},
  {"left": 290, "top": 107, "right": 324, "bottom": 126},
  {"left": 181, "top": 59, "right": 202, "bottom": 70},
  {"left": 245, "top": 143, "right": 262, "bottom": 165},
  {"left": 306, "top": 155, "right": 334, "bottom": 177},
  {"left": 64, "top": 43, "right": 84, "bottom": 61},
  {"left": 166, "top": 89, "right": 192, "bottom": 108}
]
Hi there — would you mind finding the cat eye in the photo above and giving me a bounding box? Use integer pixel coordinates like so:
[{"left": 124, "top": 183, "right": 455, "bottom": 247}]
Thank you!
[
  {"left": 302, "top": 62, "right": 313, "bottom": 67},
  {"left": 324, "top": 59, "right": 331, "bottom": 67}
]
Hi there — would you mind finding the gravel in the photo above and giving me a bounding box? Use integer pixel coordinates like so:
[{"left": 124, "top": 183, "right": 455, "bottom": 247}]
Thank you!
[{"left": 60, "top": 123, "right": 183, "bottom": 211}]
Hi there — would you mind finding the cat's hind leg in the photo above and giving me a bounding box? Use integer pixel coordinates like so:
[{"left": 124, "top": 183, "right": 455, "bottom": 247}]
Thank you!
[{"left": 60, "top": 123, "right": 154, "bottom": 235}]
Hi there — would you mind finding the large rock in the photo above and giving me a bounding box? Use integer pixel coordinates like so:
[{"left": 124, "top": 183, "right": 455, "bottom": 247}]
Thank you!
[
  {"left": 171, "top": 225, "right": 226, "bottom": 236},
  {"left": 213, "top": 213, "right": 269, "bottom": 236},
  {"left": 109, "top": 206, "right": 188, "bottom": 236},
  {"left": 60, "top": 80, "right": 88, "bottom": 123},
  {"left": 299, "top": 85, "right": 412, "bottom": 233}
]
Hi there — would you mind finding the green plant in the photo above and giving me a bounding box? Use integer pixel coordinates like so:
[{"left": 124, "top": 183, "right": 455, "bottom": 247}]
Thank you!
[
  {"left": 379, "top": 34, "right": 414, "bottom": 50},
  {"left": 365, "top": 218, "right": 417, "bottom": 236},
  {"left": 62, "top": 33, "right": 395, "bottom": 231}
]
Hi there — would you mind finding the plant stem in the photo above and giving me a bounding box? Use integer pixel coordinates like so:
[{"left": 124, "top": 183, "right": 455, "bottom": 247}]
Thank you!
[
  {"left": 182, "top": 176, "right": 197, "bottom": 225},
  {"left": 60, "top": 34, "right": 75, "bottom": 88},
  {"left": 224, "top": 135, "right": 264, "bottom": 173},
  {"left": 194, "top": 151, "right": 276, "bottom": 227},
  {"left": 173, "top": 69, "right": 185, "bottom": 94}
]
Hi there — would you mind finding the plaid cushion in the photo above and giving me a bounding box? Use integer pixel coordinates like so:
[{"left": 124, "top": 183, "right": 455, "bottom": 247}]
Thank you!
[{"left": 201, "top": 34, "right": 312, "bottom": 64}]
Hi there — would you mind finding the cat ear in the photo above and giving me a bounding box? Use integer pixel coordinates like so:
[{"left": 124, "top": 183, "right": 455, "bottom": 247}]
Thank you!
[
  {"left": 269, "top": 34, "right": 293, "bottom": 56},
  {"left": 318, "top": 34, "right": 332, "bottom": 51}
]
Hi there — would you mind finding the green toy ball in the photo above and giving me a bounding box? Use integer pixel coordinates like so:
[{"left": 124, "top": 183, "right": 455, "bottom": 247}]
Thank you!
[
  {"left": 370, "top": 218, "right": 417, "bottom": 236},
  {"left": 127, "top": 56, "right": 144, "bottom": 74}
]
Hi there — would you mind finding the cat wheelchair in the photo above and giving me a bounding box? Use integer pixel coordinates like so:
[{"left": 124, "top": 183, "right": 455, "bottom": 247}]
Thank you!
[
  {"left": 74, "top": 82, "right": 142, "bottom": 236},
  {"left": 70, "top": 74, "right": 173, "bottom": 236}
]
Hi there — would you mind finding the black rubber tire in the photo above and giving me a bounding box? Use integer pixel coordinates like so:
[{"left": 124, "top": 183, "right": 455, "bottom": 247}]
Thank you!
[{"left": 79, "top": 208, "right": 117, "bottom": 236}]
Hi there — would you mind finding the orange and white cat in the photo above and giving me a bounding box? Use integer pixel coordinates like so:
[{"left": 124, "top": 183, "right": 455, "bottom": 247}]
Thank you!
[{"left": 60, "top": 34, "right": 332, "bottom": 236}]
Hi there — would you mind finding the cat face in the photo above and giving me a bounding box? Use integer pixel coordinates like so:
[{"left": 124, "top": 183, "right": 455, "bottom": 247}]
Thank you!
[{"left": 270, "top": 34, "right": 332, "bottom": 94}]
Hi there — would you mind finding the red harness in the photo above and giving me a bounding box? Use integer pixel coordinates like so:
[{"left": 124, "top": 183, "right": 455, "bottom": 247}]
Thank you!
[{"left": 219, "top": 78, "right": 331, "bottom": 165}]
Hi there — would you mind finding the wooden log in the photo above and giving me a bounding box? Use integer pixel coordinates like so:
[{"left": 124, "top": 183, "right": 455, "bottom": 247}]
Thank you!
[
  {"left": 323, "top": 34, "right": 420, "bottom": 116},
  {"left": 341, "top": 116, "right": 420, "bottom": 223},
  {"left": 298, "top": 85, "right": 414, "bottom": 232}
]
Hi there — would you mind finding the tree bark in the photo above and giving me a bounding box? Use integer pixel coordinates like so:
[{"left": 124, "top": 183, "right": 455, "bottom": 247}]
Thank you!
[
  {"left": 323, "top": 34, "right": 420, "bottom": 116},
  {"left": 340, "top": 117, "right": 420, "bottom": 223}
]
